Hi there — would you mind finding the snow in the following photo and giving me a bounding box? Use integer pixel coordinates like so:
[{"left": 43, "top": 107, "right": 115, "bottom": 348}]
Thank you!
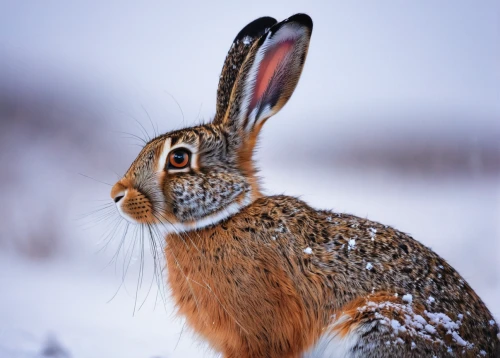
[
  {"left": 425, "top": 311, "right": 460, "bottom": 331},
  {"left": 402, "top": 294, "right": 413, "bottom": 303},
  {"left": 414, "top": 315, "right": 427, "bottom": 326},
  {"left": 303, "top": 247, "right": 313, "bottom": 255},
  {"left": 368, "top": 227, "right": 377, "bottom": 241},
  {"left": 358, "top": 299, "right": 474, "bottom": 351},
  {"left": 424, "top": 324, "right": 436, "bottom": 334},
  {"left": 275, "top": 223, "right": 286, "bottom": 233},
  {"left": 451, "top": 331, "right": 468, "bottom": 346},
  {"left": 426, "top": 296, "right": 435, "bottom": 304},
  {"left": 391, "top": 319, "right": 401, "bottom": 331},
  {"left": 366, "top": 262, "right": 373, "bottom": 270},
  {"left": 242, "top": 36, "right": 252, "bottom": 45},
  {"left": 348, "top": 238, "right": 356, "bottom": 250}
]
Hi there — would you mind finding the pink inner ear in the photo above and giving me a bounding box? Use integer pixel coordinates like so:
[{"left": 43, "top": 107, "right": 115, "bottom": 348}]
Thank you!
[{"left": 250, "top": 39, "right": 295, "bottom": 109}]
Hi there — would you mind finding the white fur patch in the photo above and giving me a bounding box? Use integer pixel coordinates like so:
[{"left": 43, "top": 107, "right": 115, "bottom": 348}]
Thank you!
[
  {"left": 303, "top": 319, "right": 360, "bottom": 358},
  {"left": 302, "top": 312, "right": 379, "bottom": 358},
  {"left": 156, "top": 137, "right": 172, "bottom": 173},
  {"left": 159, "top": 192, "right": 253, "bottom": 234},
  {"left": 115, "top": 190, "right": 137, "bottom": 223}
]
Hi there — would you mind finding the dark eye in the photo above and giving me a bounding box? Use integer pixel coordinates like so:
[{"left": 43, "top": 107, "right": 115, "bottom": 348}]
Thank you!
[{"left": 167, "top": 149, "right": 190, "bottom": 170}]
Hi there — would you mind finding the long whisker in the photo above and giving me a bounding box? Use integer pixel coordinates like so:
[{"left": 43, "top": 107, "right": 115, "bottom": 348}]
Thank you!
[
  {"left": 105, "top": 222, "right": 134, "bottom": 303},
  {"left": 152, "top": 211, "right": 250, "bottom": 334},
  {"left": 112, "top": 130, "right": 148, "bottom": 145},
  {"left": 141, "top": 104, "right": 159, "bottom": 138},
  {"left": 78, "top": 173, "right": 113, "bottom": 186},
  {"left": 77, "top": 205, "right": 116, "bottom": 230},
  {"left": 151, "top": 207, "right": 250, "bottom": 334},
  {"left": 151, "top": 212, "right": 203, "bottom": 318},
  {"left": 132, "top": 225, "right": 146, "bottom": 315},
  {"left": 165, "top": 90, "right": 185, "bottom": 125},
  {"left": 105, "top": 221, "right": 130, "bottom": 265},
  {"left": 136, "top": 223, "right": 167, "bottom": 312},
  {"left": 96, "top": 216, "right": 124, "bottom": 253},
  {"left": 112, "top": 108, "right": 152, "bottom": 143}
]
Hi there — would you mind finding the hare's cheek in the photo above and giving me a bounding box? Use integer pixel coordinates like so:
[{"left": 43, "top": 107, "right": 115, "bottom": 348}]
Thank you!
[
  {"left": 168, "top": 178, "right": 206, "bottom": 221},
  {"left": 118, "top": 189, "right": 155, "bottom": 224},
  {"left": 167, "top": 171, "right": 250, "bottom": 222}
]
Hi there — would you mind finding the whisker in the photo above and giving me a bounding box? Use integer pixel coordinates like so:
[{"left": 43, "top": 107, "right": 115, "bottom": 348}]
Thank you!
[
  {"left": 106, "top": 223, "right": 135, "bottom": 303},
  {"left": 77, "top": 203, "right": 114, "bottom": 220},
  {"left": 106, "top": 220, "right": 130, "bottom": 266},
  {"left": 112, "top": 130, "right": 148, "bottom": 145},
  {"left": 165, "top": 90, "right": 185, "bottom": 125},
  {"left": 112, "top": 108, "right": 151, "bottom": 143},
  {"left": 151, "top": 209, "right": 250, "bottom": 334},
  {"left": 136, "top": 224, "right": 165, "bottom": 311},
  {"left": 195, "top": 102, "right": 203, "bottom": 122},
  {"left": 132, "top": 226, "right": 146, "bottom": 314},
  {"left": 141, "top": 104, "right": 159, "bottom": 138},
  {"left": 151, "top": 213, "right": 203, "bottom": 317},
  {"left": 106, "top": 221, "right": 130, "bottom": 267},
  {"left": 175, "top": 321, "right": 187, "bottom": 351},
  {"left": 78, "top": 173, "right": 113, "bottom": 186},
  {"left": 95, "top": 216, "right": 123, "bottom": 252}
]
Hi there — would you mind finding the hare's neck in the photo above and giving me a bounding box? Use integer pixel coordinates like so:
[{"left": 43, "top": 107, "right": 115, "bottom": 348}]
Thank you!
[{"left": 164, "top": 189, "right": 261, "bottom": 234}]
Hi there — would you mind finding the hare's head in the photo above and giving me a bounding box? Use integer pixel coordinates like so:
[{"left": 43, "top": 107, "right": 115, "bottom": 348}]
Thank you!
[{"left": 111, "top": 14, "right": 312, "bottom": 232}]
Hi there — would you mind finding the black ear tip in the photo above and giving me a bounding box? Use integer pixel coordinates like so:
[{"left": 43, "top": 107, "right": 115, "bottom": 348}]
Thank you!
[
  {"left": 234, "top": 16, "right": 278, "bottom": 42},
  {"left": 286, "top": 13, "right": 313, "bottom": 30}
]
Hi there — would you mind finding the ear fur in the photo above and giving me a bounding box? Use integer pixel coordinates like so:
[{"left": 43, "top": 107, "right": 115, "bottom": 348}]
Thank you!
[
  {"left": 213, "top": 16, "right": 277, "bottom": 124},
  {"left": 219, "top": 14, "right": 313, "bottom": 135}
]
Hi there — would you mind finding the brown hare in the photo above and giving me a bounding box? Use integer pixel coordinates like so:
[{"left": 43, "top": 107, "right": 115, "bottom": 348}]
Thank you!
[{"left": 110, "top": 14, "right": 499, "bottom": 358}]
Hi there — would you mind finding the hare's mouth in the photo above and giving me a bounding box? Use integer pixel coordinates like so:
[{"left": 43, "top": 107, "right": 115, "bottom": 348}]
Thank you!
[{"left": 113, "top": 188, "right": 158, "bottom": 224}]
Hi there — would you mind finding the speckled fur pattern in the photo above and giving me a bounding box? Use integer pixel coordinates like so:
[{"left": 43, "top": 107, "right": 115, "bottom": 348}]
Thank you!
[{"left": 110, "top": 13, "right": 499, "bottom": 358}]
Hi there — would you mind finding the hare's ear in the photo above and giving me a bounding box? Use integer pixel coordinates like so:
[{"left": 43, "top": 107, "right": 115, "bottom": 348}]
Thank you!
[
  {"left": 214, "top": 16, "right": 277, "bottom": 124},
  {"left": 218, "top": 14, "right": 312, "bottom": 135}
]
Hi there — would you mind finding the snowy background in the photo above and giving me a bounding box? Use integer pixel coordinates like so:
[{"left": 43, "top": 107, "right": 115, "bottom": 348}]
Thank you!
[{"left": 0, "top": 1, "right": 499, "bottom": 357}]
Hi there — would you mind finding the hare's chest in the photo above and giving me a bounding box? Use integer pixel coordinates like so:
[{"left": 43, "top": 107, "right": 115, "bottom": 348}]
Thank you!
[
  {"left": 165, "top": 230, "right": 318, "bottom": 356},
  {"left": 165, "top": 235, "right": 254, "bottom": 337}
]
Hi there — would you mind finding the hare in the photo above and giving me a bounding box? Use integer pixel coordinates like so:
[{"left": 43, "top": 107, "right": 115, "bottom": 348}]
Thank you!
[{"left": 110, "top": 14, "right": 499, "bottom": 358}]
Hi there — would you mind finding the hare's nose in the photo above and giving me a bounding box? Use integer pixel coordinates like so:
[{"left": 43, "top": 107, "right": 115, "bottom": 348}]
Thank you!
[
  {"left": 111, "top": 182, "right": 127, "bottom": 203},
  {"left": 114, "top": 194, "right": 125, "bottom": 203}
]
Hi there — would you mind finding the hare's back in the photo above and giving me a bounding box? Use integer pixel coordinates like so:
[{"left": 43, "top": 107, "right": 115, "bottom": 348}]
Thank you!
[{"left": 244, "top": 195, "right": 499, "bottom": 356}]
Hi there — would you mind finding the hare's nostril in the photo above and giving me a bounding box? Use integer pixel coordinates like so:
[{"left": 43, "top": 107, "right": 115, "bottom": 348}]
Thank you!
[{"left": 114, "top": 195, "right": 125, "bottom": 203}]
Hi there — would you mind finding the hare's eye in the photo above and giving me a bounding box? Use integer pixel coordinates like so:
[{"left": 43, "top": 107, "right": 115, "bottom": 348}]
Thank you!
[{"left": 168, "top": 149, "right": 191, "bottom": 170}]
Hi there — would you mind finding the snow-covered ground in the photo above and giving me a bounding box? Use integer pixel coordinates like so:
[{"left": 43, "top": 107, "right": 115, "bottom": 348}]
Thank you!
[{"left": 0, "top": 254, "right": 214, "bottom": 358}]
